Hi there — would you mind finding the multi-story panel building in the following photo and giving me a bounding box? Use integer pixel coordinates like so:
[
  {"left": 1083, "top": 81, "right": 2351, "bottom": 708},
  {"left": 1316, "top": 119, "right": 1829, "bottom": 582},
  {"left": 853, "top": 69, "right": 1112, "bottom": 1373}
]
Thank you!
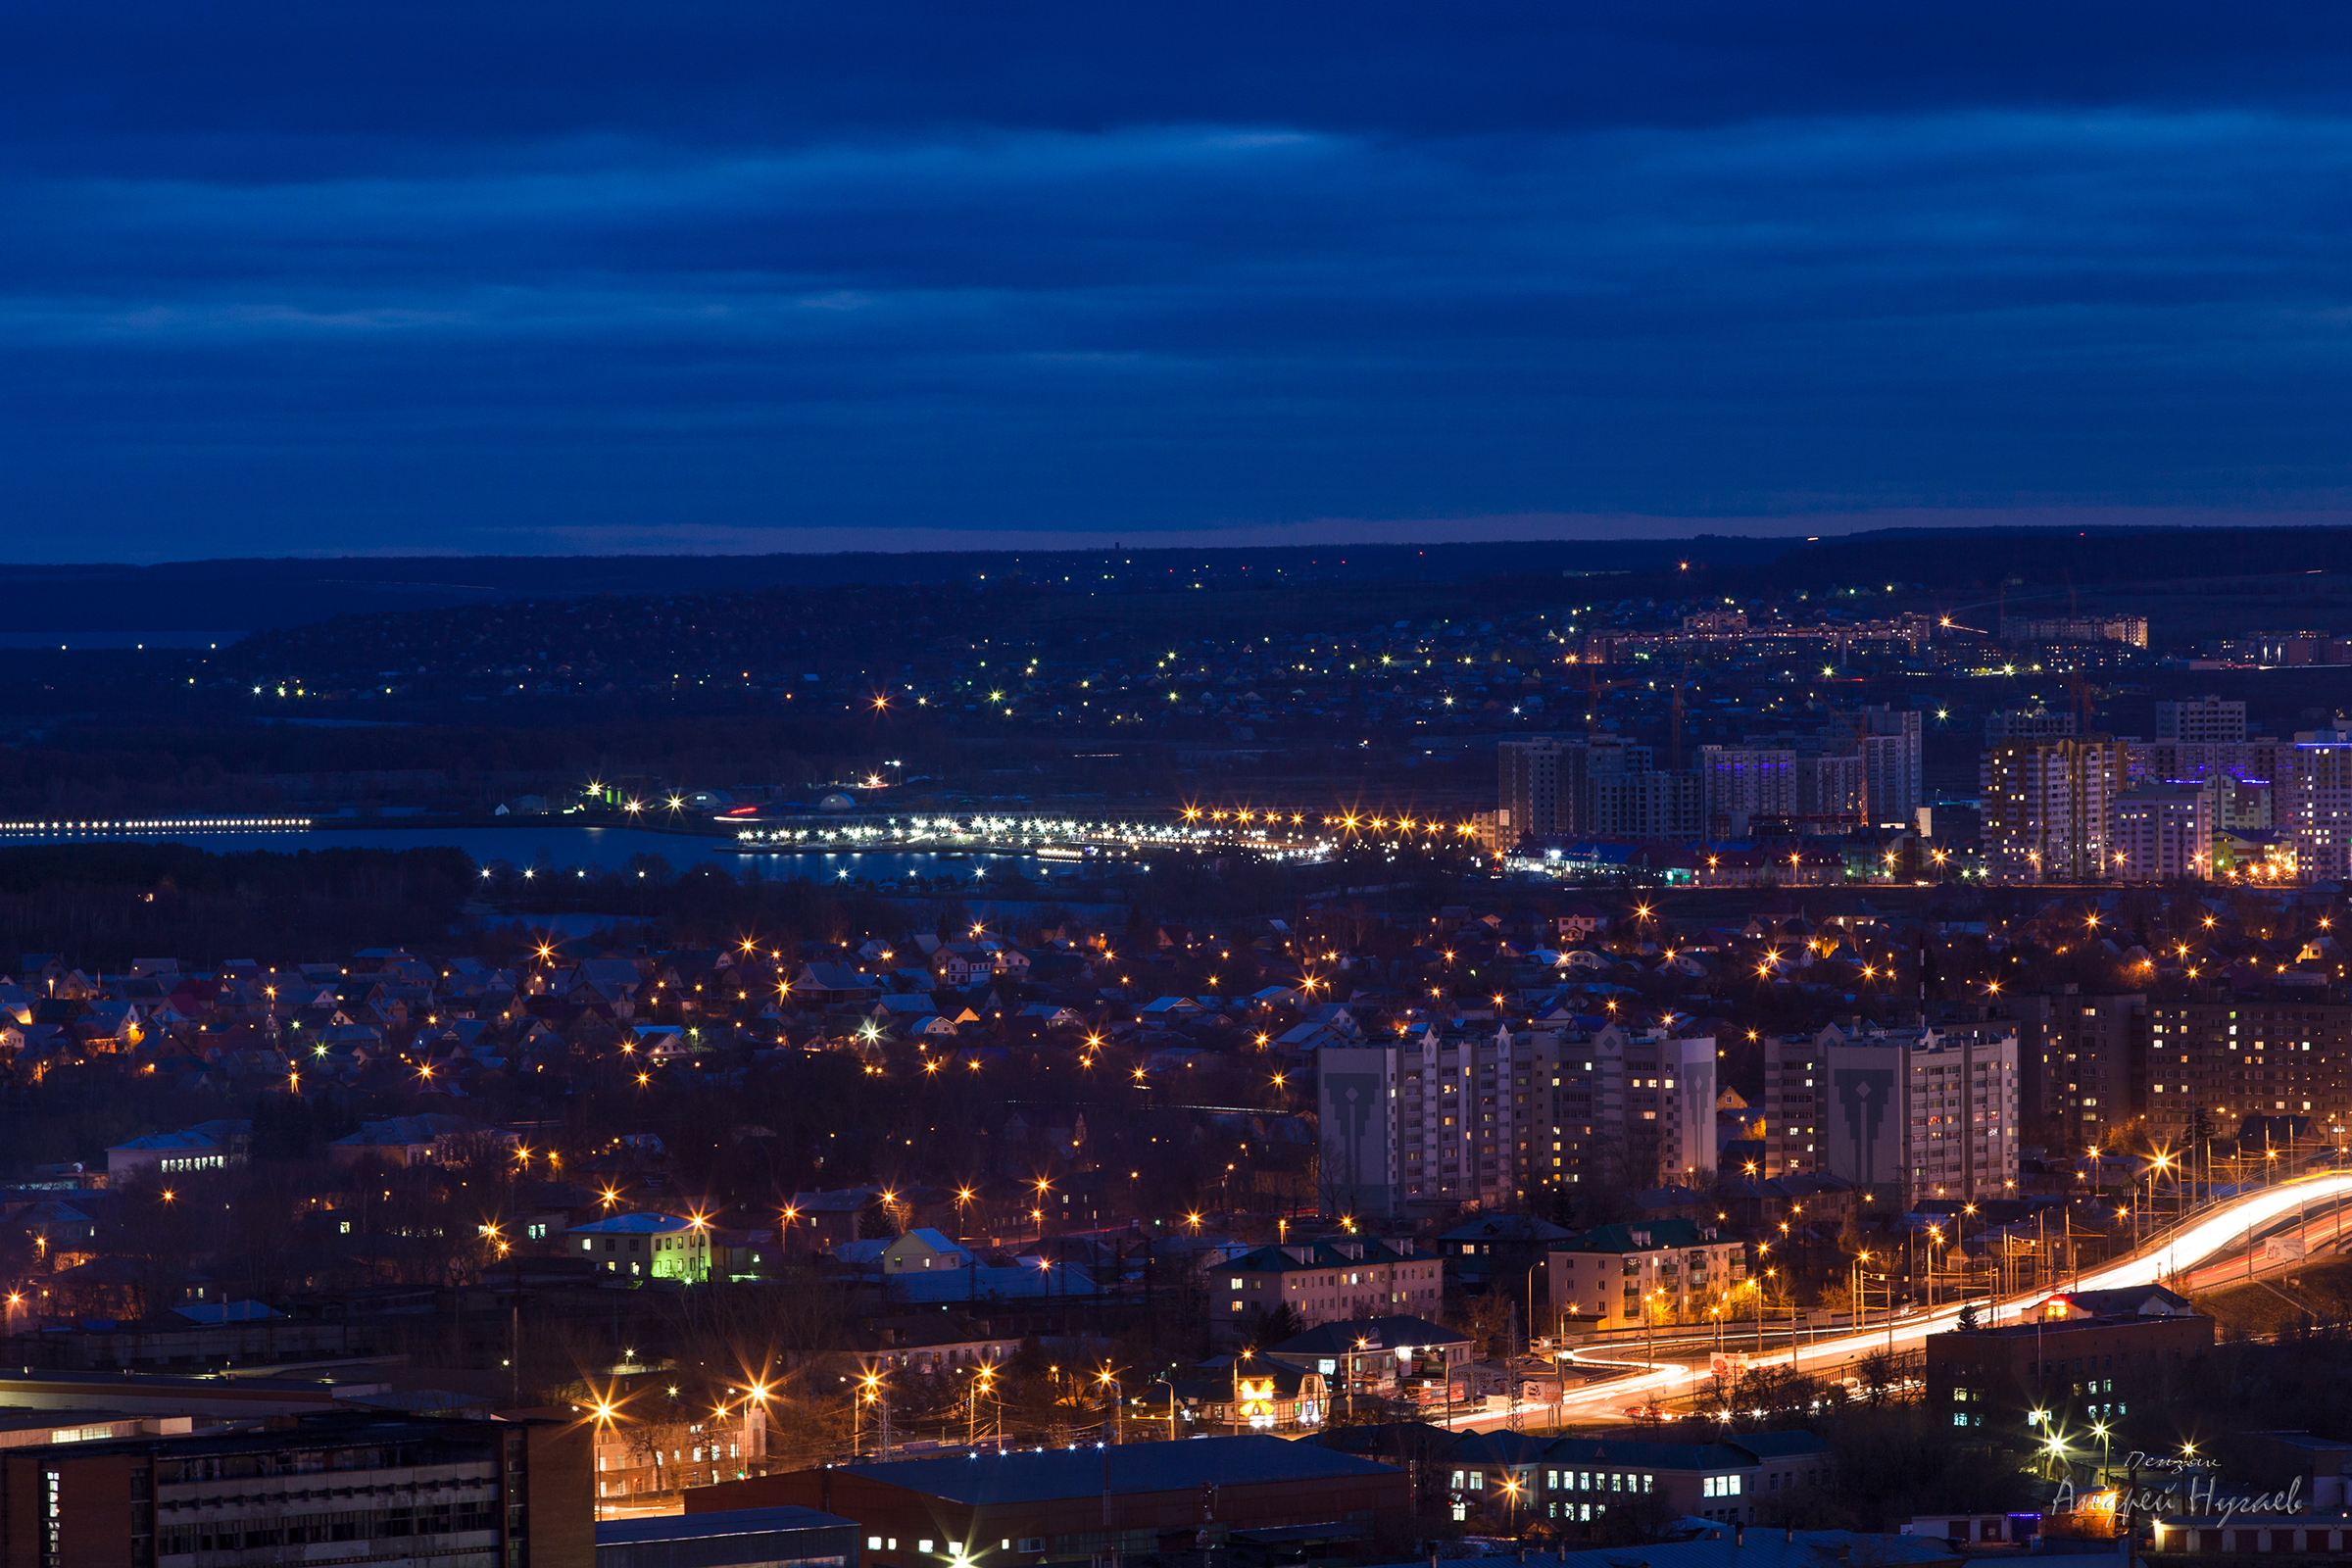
[
  {"left": 1984, "top": 708, "right": 2078, "bottom": 746},
  {"left": 0, "top": 1411, "right": 589, "bottom": 1567},
  {"left": 1317, "top": 1025, "right": 1714, "bottom": 1218},
  {"left": 1999, "top": 613, "right": 2150, "bottom": 648},
  {"left": 1215, "top": 1238, "right": 1445, "bottom": 1328},
  {"left": 1498, "top": 737, "right": 1576, "bottom": 846},
  {"left": 1760, "top": 1027, "right": 1838, "bottom": 1177},
  {"left": 1821, "top": 1025, "right": 2021, "bottom": 1203},
  {"left": 1319, "top": 1028, "right": 1549, "bottom": 1218},
  {"left": 1588, "top": 770, "right": 1703, "bottom": 839},
  {"left": 1547, "top": 1218, "right": 1748, "bottom": 1332},
  {"left": 1698, "top": 747, "right": 1797, "bottom": 838},
  {"left": 1497, "top": 738, "right": 1653, "bottom": 846},
  {"left": 1981, "top": 738, "right": 2126, "bottom": 882},
  {"left": 2006, "top": 992, "right": 2147, "bottom": 1153},
  {"left": 2145, "top": 1002, "right": 2352, "bottom": 1141},
  {"left": 1857, "top": 705, "right": 1925, "bottom": 826},
  {"left": 2113, "top": 782, "right": 2213, "bottom": 881},
  {"left": 2126, "top": 738, "right": 2291, "bottom": 833},
  {"left": 2289, "top": 727, "right": 2352, "bottom": 879},
  {"left": 1610, "top": 1029, "right": 1720, "bottom": 1187},
  {"left": 2157, "top": 697, "right": 2248, "bottom": 745},
  {"left": 1796, "top": 752, "right": 1865, "bottom": 819}
]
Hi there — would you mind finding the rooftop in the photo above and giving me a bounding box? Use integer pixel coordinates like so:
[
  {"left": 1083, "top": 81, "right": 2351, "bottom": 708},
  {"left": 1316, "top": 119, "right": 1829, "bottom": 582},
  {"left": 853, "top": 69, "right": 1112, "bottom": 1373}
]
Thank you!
[
  {"left": 599, "top": 1504, "right": 856, "bottom": 1547},
  {"left": 823, "top": 1434, "right": 1397, "bottom": 1505}
]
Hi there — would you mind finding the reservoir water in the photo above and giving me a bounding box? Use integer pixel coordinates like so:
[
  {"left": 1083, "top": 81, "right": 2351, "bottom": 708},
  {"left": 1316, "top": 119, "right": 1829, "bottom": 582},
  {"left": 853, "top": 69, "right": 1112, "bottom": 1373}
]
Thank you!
[{"left": 0, "top": 821, "right": 1076, "bottom": 885}]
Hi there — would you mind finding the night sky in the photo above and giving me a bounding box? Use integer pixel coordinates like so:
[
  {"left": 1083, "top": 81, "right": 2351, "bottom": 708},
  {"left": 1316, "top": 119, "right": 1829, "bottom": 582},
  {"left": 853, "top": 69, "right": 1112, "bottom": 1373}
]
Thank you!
[{"left": 10, "top": 2, "right": 2352, "bottom": 560}]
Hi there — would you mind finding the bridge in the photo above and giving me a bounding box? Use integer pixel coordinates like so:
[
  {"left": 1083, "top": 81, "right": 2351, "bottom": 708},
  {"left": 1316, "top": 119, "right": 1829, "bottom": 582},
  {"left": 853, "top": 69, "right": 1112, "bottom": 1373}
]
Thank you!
[{"left": 721, "top": 805, "right": 1489, "bottom": 860}]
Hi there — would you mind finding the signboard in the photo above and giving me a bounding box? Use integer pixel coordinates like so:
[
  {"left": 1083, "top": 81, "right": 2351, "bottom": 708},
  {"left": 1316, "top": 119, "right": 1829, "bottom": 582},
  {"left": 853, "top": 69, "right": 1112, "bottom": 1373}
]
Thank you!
[
  {"left": 2264, "top": 1235, "right": 2307, "bottom": 1262},
  {"left": 1710, "top": 1352, "right": 1750, "bottom": 1380}
]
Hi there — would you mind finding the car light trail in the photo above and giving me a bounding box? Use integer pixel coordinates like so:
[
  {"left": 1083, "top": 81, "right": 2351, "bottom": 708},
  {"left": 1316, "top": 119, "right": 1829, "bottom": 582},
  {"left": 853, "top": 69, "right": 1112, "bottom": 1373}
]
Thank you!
[{"left": 1547, "top": 1172, "right": 2352, "bottom": 1416}]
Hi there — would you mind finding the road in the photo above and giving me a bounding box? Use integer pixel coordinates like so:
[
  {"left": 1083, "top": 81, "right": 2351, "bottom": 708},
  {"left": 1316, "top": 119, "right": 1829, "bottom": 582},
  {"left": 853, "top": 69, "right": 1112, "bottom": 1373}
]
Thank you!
[{"left": 1528, "top": 1172, "right": 2352, "bottom": 1422}]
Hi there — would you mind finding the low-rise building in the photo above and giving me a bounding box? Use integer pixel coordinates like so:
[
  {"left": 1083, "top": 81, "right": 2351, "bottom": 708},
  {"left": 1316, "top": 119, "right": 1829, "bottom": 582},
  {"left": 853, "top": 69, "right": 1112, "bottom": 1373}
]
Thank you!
[
  {"left": 569, "top": 1212, "right": 711, "bottom": 1283},
  {"left": 0, "top": 1410, "right": 589, "bottom": 1566},
  {"left": 1925, "top": 1287, "right": 2212, "bottom": 1432},
  {"left": 593, "top": 1397, "right": 766, "bottom": 1503},
  {"left": 1214, "top": 1239, "right": 1444, "bottom": 1329},
  {"left": 1548, "top": 1220, "right": 1746, "bottom": 1332},
  {"left": 1445, "top": 1429, "right": 1834, "bottom": 1527},
  {"left": 686, "top": 1435, "right": 1407, "bottom": 1568},
  {"left": 598, "top": 1505, "right": 861, "bottom": 1568}
]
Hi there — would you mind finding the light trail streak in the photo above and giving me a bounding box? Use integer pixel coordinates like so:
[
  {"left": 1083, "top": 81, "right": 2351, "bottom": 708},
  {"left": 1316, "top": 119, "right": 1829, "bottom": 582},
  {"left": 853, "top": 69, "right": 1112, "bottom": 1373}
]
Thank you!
[{"left": 1545, "top": 1172, "right": 2352, "bottom": 1417}]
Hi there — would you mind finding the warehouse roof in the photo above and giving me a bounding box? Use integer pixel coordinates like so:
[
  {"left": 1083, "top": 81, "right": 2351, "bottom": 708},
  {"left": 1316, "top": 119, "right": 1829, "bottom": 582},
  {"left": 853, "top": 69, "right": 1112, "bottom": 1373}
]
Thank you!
[
  {"left": 598, "top": 1504, "right": 855, "bottom": 1547},
  {"left": 828, "top": 1435, "right": 1397, "bottom": 1505}
]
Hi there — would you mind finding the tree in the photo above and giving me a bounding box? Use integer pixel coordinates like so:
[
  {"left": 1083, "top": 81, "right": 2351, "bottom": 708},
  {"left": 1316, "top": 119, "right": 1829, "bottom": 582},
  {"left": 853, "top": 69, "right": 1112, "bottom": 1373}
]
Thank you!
[
  {"left": 1252, "top": 1302, "right": 1305, "bottom": 1350},
  {"left": 1456, "top": 1292, "right": 1520, "bottom": 1358},
  {"left": 1955, "top": 1301, "right": 1979, "bottom": 1333}
]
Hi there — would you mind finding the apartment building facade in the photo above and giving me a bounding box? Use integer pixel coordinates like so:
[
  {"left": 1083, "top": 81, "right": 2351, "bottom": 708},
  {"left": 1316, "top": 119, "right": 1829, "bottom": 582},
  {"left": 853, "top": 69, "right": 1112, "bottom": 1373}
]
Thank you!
[
  {"left": 2006, "top": 992, "right": 2147, "bottom": 1153},
  {"left": 2145, "top": 1002, "right": 2352, "bottom": 1140},
  {"left": 1547, "top": 1218, "right": 1747, "bottom": 1331},
  {"left": 1216, "top": 1238, "right": 1444, "bottom": 1328},
  {"left": 2156, "top": 697, "right": 2248, "bottom": 745},
  {"left": 2113, "top": 782, "right": 2213, "bottom": 881},
  {"left": 1857, "top": 705, "right": 1925, "bottom": 826},
  {"left": 0, "top": 1411, "right": 589, "bottom": 1568},
  {"left": 1821, "top": 1025, "right": 2021, "bottom": 1203},
  {"left": 1496, "top": 737, "right": 1653, "bottom": 847},
  {"left": 2290, "top": 729, "right": 2352, "bottom": 878},
  {"left": 1317, "top": 1024, "right": 1716, "bottom": 1218},
  {"left": 1759, "top": 1027, "right": 1838, "bottom": 1177},
  {"left": 1981, "top": 738, "right": 2127, "bottom": 882}
]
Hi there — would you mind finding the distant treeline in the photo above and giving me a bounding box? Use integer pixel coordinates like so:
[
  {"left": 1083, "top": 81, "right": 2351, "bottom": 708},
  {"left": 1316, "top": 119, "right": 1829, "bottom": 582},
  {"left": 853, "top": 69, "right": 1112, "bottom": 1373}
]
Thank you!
[
  {"left": 0, "top": 844, "right": 475, "bottom": 967},
  {"left": 1768, "top": 523, "right": 2352, "bottom": 592}
]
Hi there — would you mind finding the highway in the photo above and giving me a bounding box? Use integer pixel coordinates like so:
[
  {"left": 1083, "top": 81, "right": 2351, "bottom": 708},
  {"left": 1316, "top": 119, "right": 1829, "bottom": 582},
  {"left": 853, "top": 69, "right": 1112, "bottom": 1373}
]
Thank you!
[{"left": 1523, "top": 1172, "right": 2352, "bottom": 1424}]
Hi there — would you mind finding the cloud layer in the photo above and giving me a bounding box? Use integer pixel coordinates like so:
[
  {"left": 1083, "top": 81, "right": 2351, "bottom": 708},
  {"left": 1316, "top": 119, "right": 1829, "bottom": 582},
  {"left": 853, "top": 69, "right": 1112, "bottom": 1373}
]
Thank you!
[{"left": 6, "top": 2, "right": 2352, "bottom": 558}]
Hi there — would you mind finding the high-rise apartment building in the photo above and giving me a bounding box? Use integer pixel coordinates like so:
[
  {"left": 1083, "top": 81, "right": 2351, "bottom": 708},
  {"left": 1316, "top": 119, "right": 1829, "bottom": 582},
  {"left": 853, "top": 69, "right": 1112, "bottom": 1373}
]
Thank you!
[
  {"left": 2112, "top": 782, "right": 2213, "bottom": 880},
  {"left": 2005, "top": 992, "right": 2147, "bottom": 1152},
  {"left": 2146, "top": 1002, "right": 2352, "bottom": 1144},
  {"left": 1855, "top": 705, "right": 1924, "bottom": 826},
  {"left": 2289, "top": 726, "right": 2352, "bottom": 879},
  {"left": 2156, "top": 696, "right": 2248, "bottom": 745},
  {"left": 1317, "top": 1024, "right": 1715, "bottom": 1217},
  {"left": 1985, "top": 708, "right": 2080, "bottom": 746},
  {"left": 1797, "top": 752, "right": 1865, "bottom": 818},
  {"left": 1759, "top": 1027, "right": 1839, "bottom": 1176},
  {"left": 1699, "top": 746, "right": 1797, "bottom": 837},
  {"left": 1589, "top": 770, "right": 1703, "bottom": 839},
  {"left": 1498, "top": 737, "right": 1575, "bottom": 846},
  {"left": 1495, "top": 737, "right": 1653, "bottom": 847},
  {"left": 1981, "top": 738, "right": 2126, "bottom": 882},
  {"left": 2126, "top": 739, "right": 2291, "bottom": 832},
  {"left": 1820, "top": 1024, "right": 2021, "bottom": 1202}
]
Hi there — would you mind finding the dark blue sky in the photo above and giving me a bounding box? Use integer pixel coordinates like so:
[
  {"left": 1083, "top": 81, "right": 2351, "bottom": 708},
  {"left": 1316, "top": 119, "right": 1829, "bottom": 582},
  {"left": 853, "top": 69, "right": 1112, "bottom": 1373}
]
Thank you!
[{"left": 9, "top": 2, "right": 2352, "bottom": 560}]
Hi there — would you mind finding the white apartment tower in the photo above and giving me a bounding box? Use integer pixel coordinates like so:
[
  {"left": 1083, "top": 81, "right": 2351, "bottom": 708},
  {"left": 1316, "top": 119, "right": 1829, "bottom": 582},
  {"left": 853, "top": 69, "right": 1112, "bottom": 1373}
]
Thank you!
[
  {"left": 2290, "top": 726, "right": 2352, "bottom": 878},
  {"left": 1316, "top": 1023, "right": 1715, "bottom": 1217},
  {"left": 2112, "top": 781, "right": 2213, "bottom": 881},
  {"left": 1820, "top": 1025, "right": 2021, "bottom": 1203}
]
